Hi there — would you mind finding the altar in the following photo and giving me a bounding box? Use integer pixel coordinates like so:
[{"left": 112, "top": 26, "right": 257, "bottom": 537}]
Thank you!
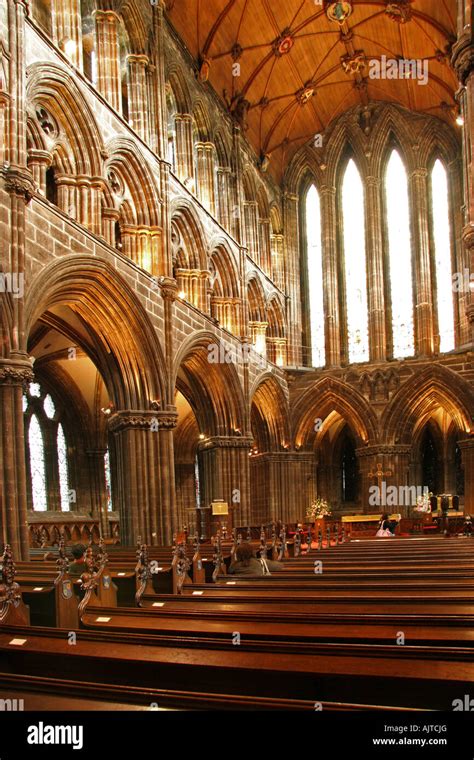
[{"left": 341, "top": 513, "right": 401, "bottom": 538}]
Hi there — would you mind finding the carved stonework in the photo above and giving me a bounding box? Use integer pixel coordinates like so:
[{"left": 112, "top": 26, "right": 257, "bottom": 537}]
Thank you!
[
  {"left": 108, "top": 409, "right": 178, "bottom": 432},
  {"left": 0, "top": 362, "right": 34, "bottom": 387},
  {"left": 341, "top": 52, "right": 366, "bottom": 76},
  {"left": 355, "top": 369, "right": 400, "bottom": 402},
  {"left": 198, "top": 435, "right": 253, "bottom": 450},
  {"left": 355, "top": 444, "right": 412, "bottom": 459},
  {"left": 385, "top": 1, "right": 413, "bottom": 24},
  {"left": 451, "top": 32, "right": 474, "bottom": 86},
  {"left": 159, "top": 276, "right": 178, "bottom": 303},
  {"left": 1, "top": 165, "right": 35, "bottom": 201}
]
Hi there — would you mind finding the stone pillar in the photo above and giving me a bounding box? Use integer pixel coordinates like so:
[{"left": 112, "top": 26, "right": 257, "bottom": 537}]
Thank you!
[
  {"left": 320, "top": 185, "right": 341, "bottom": 367},
  {"left": 195, "top": 142, "right": 216, "bottom": 214},
  {"left": 102, "top": 207, "right": 120, "bottom": 247},
  {"left": 127, "top": 54, "right": 150, "bottom": 142},
  {"left": 174, "top": 114, "right": 194, "bottom": 185},
  {"left": 451, "top": 9, "right": 474, "bottom": 348},
  {"left": 108, "top": 410, "right": 177, "bottom": 545},
  {"left": 95, "top": 10, "right": 122, "bottom": 114},
  {"left": 458, "top": 438, "right": 474, "bottom": 514},
  {"left": 365, "top": 176, "right": 386, "bottom": 361},
  {"left": 258, "top": 218, "right": 271, "bottom": 273},
  {"left": 27, "top": 150, "right": 52, "bottom": 196},
  {"left": 356, "top": 445, "right": 413, "bottom": 516},
  {"left": 56, "top": 174, "right": 77, "bottom": 218},
  {"left": 243, "top": 201, "right": 258, "bottom": 261},
  {"left": 216, "top": 167, "right": 231, "bottom": 230},
  {"left": 211, "top": 296, "right": 241, "bottom": 334},
  {"left": 149, "top": 1, "right": 168, "bottom": 159},
  {"left": 248, "top": 321, "right": 268, "bottom": 358},
  {"left": 198, "top": 436, "right": 252, "bottom": 533},
  {"left": 410, "top": 168, "right": 434, "bottom": 356},
  {"left": 0, "top": 361, "right": 34, "bottom": 558},
  {"left": 52, "top": 0, "right": 83, "bottom": 69},
  {"left": 271, "top": 233, "right": 285, "bottom": 291},
  {"left": 266, "top": 336, "right": 287, "bottom": 366}
]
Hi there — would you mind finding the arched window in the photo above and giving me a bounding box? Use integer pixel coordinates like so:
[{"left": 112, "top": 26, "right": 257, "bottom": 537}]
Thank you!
[
  {"left": 385, "top": 150, "right": 414, "bottom": 358},
  {"left": 431, "top": 159, "right": 455, "bottom": 353},
  {"left": 57, "top": 424, "right": 70, "bottom": 512},
  {"left": 29, "top": 414, "right": 48, "bottom": 512},
  {"left": 305, "top": 185, "right": 325, "bottom": 367},
  {"left": 342, "top": 159, "right": 369, "bottom": 363},
  {"left": 104, "top": 449, "right": 113, "bottom": 512}
]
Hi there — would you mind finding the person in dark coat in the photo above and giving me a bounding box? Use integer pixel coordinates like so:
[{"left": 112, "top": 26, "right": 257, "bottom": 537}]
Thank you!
[{"left": 229, "top": 543, "right": 284, "bottom": 575}]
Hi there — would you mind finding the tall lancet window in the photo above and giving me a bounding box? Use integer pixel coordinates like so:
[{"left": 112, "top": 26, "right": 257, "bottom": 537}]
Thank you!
[
  {"left": 385, "top": 150, "right": 415, "bottom": 358},
  {"left": 57, "top": 424, "right": 70, "bottom": 512},
  {"left": 342, "top": 159, "right": 369, "bottom": 363},
  {"left": 29, "top": 415, "right": 47, "bottom": 512},
  {"left": 306, "top": 185, "right": 325, "bottom": 367},
  {"left": 431, "top": 159, "right": 455, "bottom": 353}
]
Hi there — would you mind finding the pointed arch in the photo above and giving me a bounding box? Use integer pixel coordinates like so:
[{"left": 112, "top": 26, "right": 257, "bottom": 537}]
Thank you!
[
  {"left": 105, "top": 137, "right": 162, "bottom": 227},
  {"left": 382, "top": 365, "right": 474, "bottom": 444},
  {"left": 170, "top": 198, "right": 208, "bottom": 271},
  {"left": 250, "top": 373, "right": 290, "bottom": 452},
  {"left": 25, "top": 256, "right": 167, "bottom": 409}
]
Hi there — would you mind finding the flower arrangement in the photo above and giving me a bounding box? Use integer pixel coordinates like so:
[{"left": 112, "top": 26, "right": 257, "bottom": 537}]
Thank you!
[
  {"left": 306, "top": 498, "right": 331, "bottom": 520},
  {"left": 414, "top": 490, "right": 433, "bottom": 512}
]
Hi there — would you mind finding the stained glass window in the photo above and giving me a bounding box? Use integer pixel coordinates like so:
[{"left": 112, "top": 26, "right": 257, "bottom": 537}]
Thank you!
[
  {"left": 29, "top": 382, "right": 41, "bottom": 398},
  {"left": 342, "top": 159, "right": 369, "bottom": 363},
  {"left": 57, "top": 424, "right": 70, "bottom": 512},
  {"left": 306, "top": 185, "right": 325, "bottom": 367},
  {"left": 431, "top": 159, "right": 455, "bottom": 353},
  {"left": 385, "top": 150, "right": 415, "bottom": 358},
  {"left": 29, "top": 414, "right": 47, "bottom": 511},
  {"left": 44, "top": 394, "right": 56, "bottom": 420},
  {"left": 104, "top": 449, "right": 113, "bottom": 512}
]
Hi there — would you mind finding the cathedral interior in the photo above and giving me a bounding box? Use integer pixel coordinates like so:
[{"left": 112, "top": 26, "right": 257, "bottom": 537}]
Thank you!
[{"left": 1, "top": 0, "right": 474, "bottom": 553}]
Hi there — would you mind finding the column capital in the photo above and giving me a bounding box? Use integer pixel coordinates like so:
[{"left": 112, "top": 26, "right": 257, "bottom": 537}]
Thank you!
[
  {"left": 127, "top": 54, "right": 150, "bottom": 67},
  {"left": 1, "top": 165, "right": 35, "bottom": 201},
  {"left": 457, "top": 436, "right": 474, "bottom": 450},
  {"left": 451, "top": 31, "right": 474, "bottom": 85},
  {"left": 158, "top": 276, "right": 178, "bottom": 302},
  {"left": 0, "top": 359, "right": 34, "bottom": 387},
  {"left": 108, "top": 409, "right": 178, "bottom": 433},
  {"left": 355, "top": 444, "right": 412, "bottom": 458},
  {"left": 199, "top": 436, "right": 253, "bottom": 451}
]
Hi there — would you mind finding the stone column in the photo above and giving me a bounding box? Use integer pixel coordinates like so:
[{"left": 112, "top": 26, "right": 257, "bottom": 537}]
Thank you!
[
  {"left": 102, "top": 207, "right": 120, "bottom": 247},
  {"left": 0, "top": 361, "right": 34, "bottom": 558},
  {"left": 52, "top": 0, "right": 83, "bottom": 69},
  {"left": 174, "top": 114, "right": 194, "bottom": 184},
  {"left": 243, "top": 201, "right": 258, "bottom": 261},
  {"left": 27, "top": 150, "right": 52, "bottom": 196},
  {"left": 320, "top": 185, "right": 341, "bottom": 367},
  {"left": 56, "top": 174, "right": 77, "bottom": 218},
  {"left": 258, "top": 218, "right": 271, "bottom": 273},
  {"left": 458, "top": 438, "right": 474, "bottom": 514},
  {"left": 95, "top": 10, "right": 122, "bottom": 114},
  {"left": 108, "top": 410, "right": 177, "bottom": 545},
  {"left": 271, "top": 233, "right": 285, "bottom": 291},
  {"left": 216, "top": 167, "right": 231, "bottom": 230},
  {"left": 266, "top": 336, "right": 287, "bottom": 366},
  {"left": 127, "top": 54, "right": 150, "bottom": 142},
  {"left": 149, "top": 1, "right": 168, "bottom": 160},
  {"left": 410, "top": 168, "right": 434, "bottom": 356},
  {"left": 198, "top": 436, "right": 252, "bottom": 533},
  {"left": 195, "top": 142, "right": 216, "bottom": 214},
  {"left": 248, "top": 321, "right": 268, "bottom": 358},
  {"left": 211, "top": 296, "right": 241, "bottom": 334},
  {"left": 365, "top": 175, "right": 386, "bottom": 360}
]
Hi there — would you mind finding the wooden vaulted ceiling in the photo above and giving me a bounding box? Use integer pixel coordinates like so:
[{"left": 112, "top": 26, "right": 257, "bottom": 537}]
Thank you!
[{"left": 167, "top": 0, "right": 458, "bottom": 181}]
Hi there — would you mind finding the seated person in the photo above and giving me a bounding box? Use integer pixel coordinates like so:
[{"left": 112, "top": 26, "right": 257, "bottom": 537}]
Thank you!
[
  {"left": 229, "top": 542, "right": 284, "bottom": 575},
  {"left": 68, "top": 544, "right": 87, "bottom": 577},
  {"left": 376, "top": 514, "right": 396, "bottom": 537},
  {"left": 463, "top": 515, "right": 473, "bottom": 536}
]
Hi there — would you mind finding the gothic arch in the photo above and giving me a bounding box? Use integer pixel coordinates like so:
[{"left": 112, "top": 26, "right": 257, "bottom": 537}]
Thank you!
[
  {"left": 26, "top": 63, "right": 104, "bottom": 177},
  {"left": 208, "top": 242, "right": 240, "bottom": 299},
  {"left": 250, "top": 373, "right": 290, "bottom": 452},
  {"left": 170, "top": 198, "right": 208, "bottom": 270},
  {"left": 105, "top": 137, "right": 162, "bottom": 227},
  {"left": 173, "top": 331, "right": 246, "bottom": 436},
  {"left": 167, "top": 65, "right": 192, "bottom": 114},
  {"left": 247, "top": 275, "right": 266, "bottom": 322},
  {"left": 382, "top": 365, "right": 474, "bottom": 444},
  {"left": 24, "top": 256, "right": 167, "bottom": 409},
  {"left": 293, "top": 376, "right": 378, "bottom": 450}
]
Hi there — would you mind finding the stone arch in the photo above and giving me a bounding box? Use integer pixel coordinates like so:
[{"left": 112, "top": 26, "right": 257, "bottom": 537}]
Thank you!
[
  {"left": 208, "top": 241, "right": 240, "bottom": 299},
  {"left": 167, "top": 65, "right": 192, "bottom": 114},
  {"left": 247, "top": 275, "right": 266, "bottom": 322},
  {"left": 266, "top": 295, "right": 285, "bottom": 337},
  {"left": 293, "top": 376, "right": 379, "bottom": 450},
  {"left": 170, "top": 198, "right": 208, "bottom": 271},
  {"left": 24, "top": 256, "right": 167, "bottom": 409},
  {"left": 26, "top": 62, "right": 104, "bottom": 176},
  {"left": 173, "top": 331, "right": 246, "bottom": 436},
  {"left": 250, "top": 373, "right": 290, "bottom": 452},
  {"left": 370, "top": 104, "right": 418, "bottom": 176},
  {"left": 105, "top": 137, "right": 162, "bottom": 227},
  {"left": 193, "top": 99, "right": 212, "bottom": 142},
  {"left": 382, "top": 365, "right": 474, "bottom": 445}
]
